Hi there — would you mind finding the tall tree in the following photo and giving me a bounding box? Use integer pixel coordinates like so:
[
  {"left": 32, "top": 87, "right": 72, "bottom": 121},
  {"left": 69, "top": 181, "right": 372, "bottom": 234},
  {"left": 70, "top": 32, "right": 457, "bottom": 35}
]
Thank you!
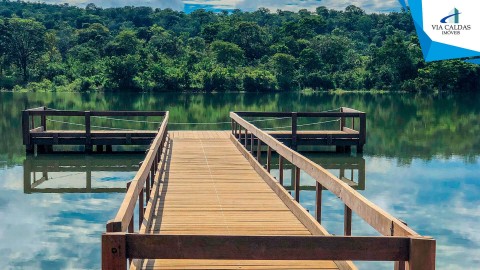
[{"left": 0, "top": 18, "right": 46, "bottom": 82}]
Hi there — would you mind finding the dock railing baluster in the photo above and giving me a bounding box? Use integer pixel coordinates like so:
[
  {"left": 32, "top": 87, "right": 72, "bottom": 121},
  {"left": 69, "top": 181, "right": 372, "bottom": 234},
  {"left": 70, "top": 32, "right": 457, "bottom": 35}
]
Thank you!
[
  {"left": 344, "top": 205, "right": 352, "bottom": 236},
  {"left": 291, "top": 112, "right": 297, "bottom": 150},
  {"left": 267, "top": 146, "right": 272, "bottom": 172},
  {"left": 294, "top": 166, "right": 300, "bottom": 202},
  {"left": 85, "top": 111, "right": 92, "bottom": 153},
  {"left": 278, "top": 156, "right": 284, "bottom": 185},
  {"left": 316, "top": 182, "right": 322, "bottom": 223},
  {"left": 41, "top": 106, "right": 47, "bottom": 131}
]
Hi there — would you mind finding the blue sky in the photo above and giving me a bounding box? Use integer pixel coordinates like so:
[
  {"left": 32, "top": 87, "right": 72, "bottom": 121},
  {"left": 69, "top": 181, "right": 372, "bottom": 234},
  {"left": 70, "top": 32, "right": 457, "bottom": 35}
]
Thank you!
[{"left": 39, "top": 0, "right": 403, "bottom": 13}]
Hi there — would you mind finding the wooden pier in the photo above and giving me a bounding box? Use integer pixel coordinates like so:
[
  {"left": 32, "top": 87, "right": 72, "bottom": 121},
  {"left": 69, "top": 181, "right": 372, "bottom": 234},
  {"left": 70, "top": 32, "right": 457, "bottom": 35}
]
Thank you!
[
  {"left": 23, "top": 107, "right": 366, "bottom": 154},
  {"left": 101, "top": 111, "right": 435, "bottom": 270},
  {"left": 22, "top": 107, "right": 165, "bottom": 153}
]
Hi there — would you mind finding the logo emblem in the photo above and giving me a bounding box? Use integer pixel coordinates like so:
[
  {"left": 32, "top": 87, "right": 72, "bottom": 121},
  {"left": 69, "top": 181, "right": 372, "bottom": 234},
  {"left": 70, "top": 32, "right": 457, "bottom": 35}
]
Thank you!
[{"left": 440, "top": 8, "right": 460, "bottom": 23}]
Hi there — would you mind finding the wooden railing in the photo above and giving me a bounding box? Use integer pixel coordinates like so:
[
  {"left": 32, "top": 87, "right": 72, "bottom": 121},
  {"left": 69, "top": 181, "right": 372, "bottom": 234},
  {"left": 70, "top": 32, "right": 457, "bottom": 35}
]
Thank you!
[
  {"left": 233, "top": 108, "right": 366, "bottom": 152},
  {"left": 106, "top": 112, "right": 169, "bottom": 233},
  {"left": 22, "top": 107, "right": 167, "bottom": 153},
  {"left": 229, "top": 112, "right": 435, "bottom": 270}
]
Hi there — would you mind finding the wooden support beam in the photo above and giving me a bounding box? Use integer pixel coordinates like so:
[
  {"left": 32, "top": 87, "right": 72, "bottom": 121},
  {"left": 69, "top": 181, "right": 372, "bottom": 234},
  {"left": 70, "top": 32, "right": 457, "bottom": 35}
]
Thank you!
[{"left": 345, "top": 205, "right": 352, "bottom": 236}]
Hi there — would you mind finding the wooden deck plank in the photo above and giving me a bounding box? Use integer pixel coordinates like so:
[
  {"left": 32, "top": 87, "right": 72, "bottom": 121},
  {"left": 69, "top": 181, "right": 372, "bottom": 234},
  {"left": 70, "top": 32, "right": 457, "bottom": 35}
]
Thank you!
[
  {"left": 140, "top": 133, "right": 340, "bottom": 270},
  {"left": 143, "top": 260, "right": 338, "bottom": 269}
]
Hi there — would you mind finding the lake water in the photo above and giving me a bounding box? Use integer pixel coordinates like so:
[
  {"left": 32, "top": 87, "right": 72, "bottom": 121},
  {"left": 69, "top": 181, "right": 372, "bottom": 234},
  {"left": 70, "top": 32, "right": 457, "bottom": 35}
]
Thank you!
[{"left": 0, "top": 91, "right": 479, "bottom": 269}]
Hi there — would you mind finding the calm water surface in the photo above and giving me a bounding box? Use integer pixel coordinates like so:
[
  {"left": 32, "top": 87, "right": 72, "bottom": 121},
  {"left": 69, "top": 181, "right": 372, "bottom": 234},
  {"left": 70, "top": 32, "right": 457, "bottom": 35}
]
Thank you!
[{"left": 0, "top": 91, "right": 479, "bottom": 269}]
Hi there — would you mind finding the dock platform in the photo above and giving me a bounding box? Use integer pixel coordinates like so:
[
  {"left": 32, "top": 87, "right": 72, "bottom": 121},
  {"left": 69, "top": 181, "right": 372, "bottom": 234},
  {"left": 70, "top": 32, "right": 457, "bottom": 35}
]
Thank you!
[
  {"left": 23, "top": 107, "right": 366, "bottom": 154},
  {"left": 101, "top": 111, "right": 435, "bottom": 270}
]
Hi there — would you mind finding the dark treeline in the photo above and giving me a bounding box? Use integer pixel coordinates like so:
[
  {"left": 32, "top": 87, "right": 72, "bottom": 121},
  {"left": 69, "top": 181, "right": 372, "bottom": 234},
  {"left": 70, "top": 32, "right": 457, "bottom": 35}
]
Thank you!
[{"left": 0, "top": 1, "right": 479, "bottom": 92}]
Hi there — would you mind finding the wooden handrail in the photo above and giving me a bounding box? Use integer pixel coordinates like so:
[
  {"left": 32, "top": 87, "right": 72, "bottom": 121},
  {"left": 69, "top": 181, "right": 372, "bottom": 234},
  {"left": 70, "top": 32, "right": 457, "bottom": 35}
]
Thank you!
[
  {"left": 230, "top": 112, "right": 415, "bottom": 237},
  {"left": 102, "top": 233, "right": 435, "bottom": 270},
  {"left": 233, "top": 109, "right": 366, "bottom": 152},
  {"left": 235, "top": 111, "right": 364, "bottom": 118},
  {"left": 25, "top": 109, "right": 167, "bottom": 116},
  {"left": 106, "top": 112, "right": 169, "bottom": 232}
]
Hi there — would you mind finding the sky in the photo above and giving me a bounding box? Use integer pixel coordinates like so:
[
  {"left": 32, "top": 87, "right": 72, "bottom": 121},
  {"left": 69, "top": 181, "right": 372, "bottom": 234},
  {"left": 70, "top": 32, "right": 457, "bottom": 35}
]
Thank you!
[{"left": 37, "top": 0, "right": 403, "bottom": 13}]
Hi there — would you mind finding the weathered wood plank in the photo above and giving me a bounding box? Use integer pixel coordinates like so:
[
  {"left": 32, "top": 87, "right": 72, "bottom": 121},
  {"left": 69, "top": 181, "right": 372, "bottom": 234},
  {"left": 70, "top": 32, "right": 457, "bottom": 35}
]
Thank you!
[{"left": 122, "top": 234, "right": 410, "bottom": 261}]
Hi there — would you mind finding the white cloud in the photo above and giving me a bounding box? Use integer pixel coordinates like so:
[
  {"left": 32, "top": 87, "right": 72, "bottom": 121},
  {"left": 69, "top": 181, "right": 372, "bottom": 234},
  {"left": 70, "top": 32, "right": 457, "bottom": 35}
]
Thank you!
[
  {"left": 185, "top": 0, "right": 402, "bottom": 13},
  {"left": 28, "top": 0, "right": 402, "bottom": 13}
]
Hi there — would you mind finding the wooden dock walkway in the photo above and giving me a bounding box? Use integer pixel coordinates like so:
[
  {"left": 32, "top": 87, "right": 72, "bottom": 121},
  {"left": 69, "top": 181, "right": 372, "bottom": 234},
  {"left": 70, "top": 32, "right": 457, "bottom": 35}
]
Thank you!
[
  {"left": 141, "top": 131, "right": 340, "bottom": 269},
  {"left": 101, "top": 111, "right": 436, "bottom": 270}
]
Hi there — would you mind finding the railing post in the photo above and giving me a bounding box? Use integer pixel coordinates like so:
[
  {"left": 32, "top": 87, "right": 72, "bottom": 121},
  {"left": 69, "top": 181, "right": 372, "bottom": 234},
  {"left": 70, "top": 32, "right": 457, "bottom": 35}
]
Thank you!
[
  {"left": 139, "top": 187, "right": 144, "bottom": 229},
  {"left": 22, "top": 110, "right": 33, "bottom": 153},
  {"left": 294, "top": 166, "right": 300, "bottom": 202},
  {"left": 340, "top": 107, "right": 346, "bottom": 131},
  {"left": 102, "top": 233, "right": 127, "bottom": 270},
  {"left": 126, "top": 181, "right": 134, "bottom": 233},
  {"left": 408, "top": 237, "right": 436, "bottom": 270},
  {"left": 239, "top": 127, "right": 243, "bottom": 144},
  {"left": 146, "top": 174, "right": 150, "bottom": 203},
  {"left": 85, "top": 111, "right": 92, "bottom": 153},
  {"left": 278, "top": 156, "right": 284, "bottom": 185},
  {"left": 250, "top": 134, "right": 254, "bottom": 153},
  {"left": 231, "top": 119, "right": 234, "bottom": 135},
  {"left": 358, "top": 113, "right": 366, "bottom": 153},
  {"left": 291, "top": 112, "right": 297, "bottom": 150},
  {"left": 244, "top": 129, "right": 248, "bottom": 148},
  {"left": 41, "top": 106, "right": 47, "bottom": 131},
  {"left": 267, "top": 146, "right": 272, "bottom": 172},
  {"left": 316, "top": 182, "right": 323, "bottom": 223},
  {"left": 150, "top": 166, "right": 155, "bottom": 187},
  {"left": 256, "top": 139, "right": 262, "bottom": 163},
  {"left": 344, "top": 205, "right": 352, "bottom": 236}
]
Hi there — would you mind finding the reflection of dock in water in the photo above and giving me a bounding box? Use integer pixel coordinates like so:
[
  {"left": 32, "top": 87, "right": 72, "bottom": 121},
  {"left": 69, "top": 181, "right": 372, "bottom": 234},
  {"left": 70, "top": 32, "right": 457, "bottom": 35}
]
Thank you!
[{"left": 23, "top": 154, "right": 142, "bottom": 194}]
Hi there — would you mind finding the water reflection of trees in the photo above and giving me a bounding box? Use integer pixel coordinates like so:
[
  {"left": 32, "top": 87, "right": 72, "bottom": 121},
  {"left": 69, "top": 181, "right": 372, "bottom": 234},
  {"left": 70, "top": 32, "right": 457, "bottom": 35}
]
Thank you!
[{"left": 1, "top": 92, "right": 479, "bottom": 166}]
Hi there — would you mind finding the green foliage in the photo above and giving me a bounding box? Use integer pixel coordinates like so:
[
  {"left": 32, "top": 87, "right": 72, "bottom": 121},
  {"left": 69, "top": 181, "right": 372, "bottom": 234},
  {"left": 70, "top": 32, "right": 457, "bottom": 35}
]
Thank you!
[
  {"left": 210, "top": 40, "right": 245, "bottom": 66},
  {"left": 0, "top": 1, "right": 479, "bottom": 92},
  {"left": 243, "top": 68, "right": 276, "bottom": 92}
]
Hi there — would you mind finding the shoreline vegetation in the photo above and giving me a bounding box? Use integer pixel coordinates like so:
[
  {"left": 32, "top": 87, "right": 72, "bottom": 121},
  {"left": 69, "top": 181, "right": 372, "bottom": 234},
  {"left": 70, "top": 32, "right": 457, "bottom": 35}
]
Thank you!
[{"left": 0, "top": 1, "right": 479, "bottom": 93}]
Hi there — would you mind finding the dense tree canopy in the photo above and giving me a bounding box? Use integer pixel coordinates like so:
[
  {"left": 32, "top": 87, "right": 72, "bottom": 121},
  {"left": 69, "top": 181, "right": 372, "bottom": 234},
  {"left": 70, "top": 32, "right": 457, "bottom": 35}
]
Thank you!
[{"left": 0, "top": 1, "right": 479, "bottom": 92}]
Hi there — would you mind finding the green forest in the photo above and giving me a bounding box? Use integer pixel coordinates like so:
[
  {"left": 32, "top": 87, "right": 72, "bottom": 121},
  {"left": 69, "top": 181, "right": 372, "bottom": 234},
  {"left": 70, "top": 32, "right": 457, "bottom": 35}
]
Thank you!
[{"left": 0, "top": 1, "right": 479, "bottom": 92}]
